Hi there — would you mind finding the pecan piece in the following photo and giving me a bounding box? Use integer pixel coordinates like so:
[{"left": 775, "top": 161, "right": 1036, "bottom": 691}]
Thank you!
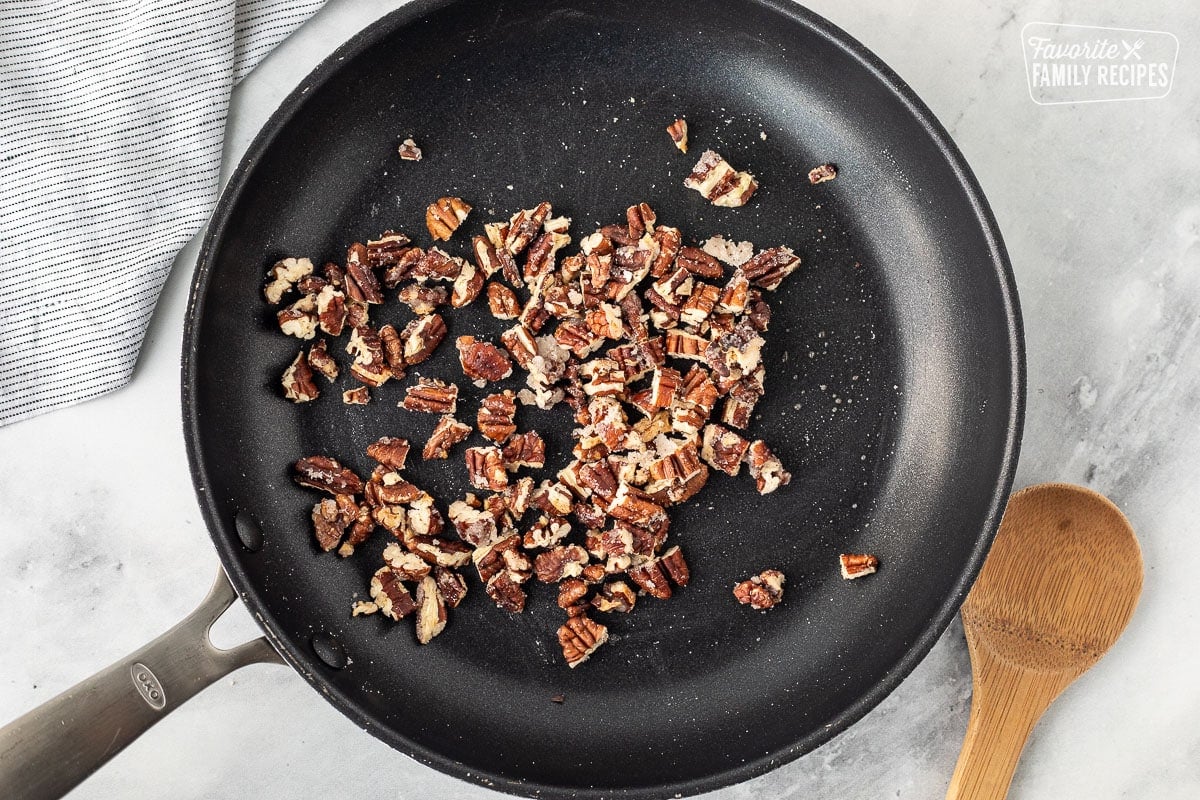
[
  {"left": 426, "top": 196, "right": 472, "bottom": 241},
  {"left": 457, "top": 336, "right": 514, "bottom": 384},
  {"left": 366, "top": 437, "right": 410, "bottom": 471},
  {"left": 450, "top": 262, "right": 485, "bottom": 307},
  {"left": 664, "top": 329, "right": 707, "bottom": 360},
  {"left": 345, "top": 243, "right": 384, "bottom": 304},
  {"left": 840, "top": 553, "right": 879, "bottom": 580},
  {"left": 378, "top": 323, "right": 405, "bottom": 377},
  {"left": 716, "top": 269, "right": 750, "bottom": 314},
  {"left": 504, "top": 201, "right": 552, "bottom": 255},
  {"left": 263, "top": 257, "right": 314, "bottom": 304},
  {"left": 311, "top": 495, "right": 357, "bottom": 551},
  {"left": 294, "top": 456, "right": 363, "bottom": 495},
  {"left": 524, "top": 231, "right": 571, "bottom": 282},
  {"left": 524, "top": 514, "right": 572, "bottom": 549},
  {"left": 741, "top": 246, "right": 801, "bottom": 292},
  {"left": 700, "top": 423, "right": 750, "bottom": 476},
  {"left": 478, "top": 391, "right": 517, "bottom": 443},
  {"left": 412, "top": 247, "right": 463, "bottom": 282},
  {"left": 465, "top": 446, "right": 508, "bottom": 491},
  {"left": 683, "top": 149, "right": 758, "bottom": 207},
  {"left": 382, "top": 246, "right": 424, "bottom": 288},
  {"left": 487, "top": 282, "right": 520, "bottom": 319},
  {"left": 434, "top": 566, "right": 469, "bottom": 608},
  {"left": 338, "top": 504, "right": 376, "bottom": 557},
  {"left": 277, "top": 294, "right": 318, "bottom": 339},
  {"left": 627, "top": 559, "right": 672, "bottom": 600},
  {"left": 677, "top": 246, "right": 724, "bottom": 279},
  {"left": 342, "top": 386, "right": 370, "bottom": 405},
  {"left": 346, "top": 325, "right": 391, "bottom": 387},
  {"left": 534, "top": 544, "right": 589, "bottom": 582},
  {"left": 808, "top": 163, "right": 837, "bottom": 184},
  {"left": 370, "top": 566, "right": 419, "bottom": 621},
  {"left": 499, "top": 324, "right": 537, "bottom": 370},
  {"left": 733, "top": 569, "right": 786, "bottom": 609},
  {"left": 281, "top": 350, "right": 319, "bottom": 402},
  {"left": 502, "top": 431, "right": 546, "bottom": 470},
  {"left": 557, "top": 614, "right": 608, "bottom": 668},
  {"left": 307, "top": 339, "right": 338, "bottom": 381},
  {"left": 680, "top": 283, "right": 721, "bottom": 327},
  {"left": 659, "top": 546, "right": 690, "bottom": 587},
  {"left": 408, "top": 535, "right": 473, "bottom": 568},
  {"left": 422, "top": 414, "right": 472, "bottom": 460},
  {"left": 382, "top": 543, "right": 433, "bottom": 580},
  {"left": 649, "top": 366, "right": 681, "bottom": 409},
  {"left": 591, "top": 581, "right": 637, "bottom": 613},
  {"left": 399, "top": 313, "right": 447, "bottom": 367},
  {"left": 397, "top": 283, "right": 448, "bottom": 315},
  {"left": 402, "top": 377, "right": 458, "bottom": 414},
  {"left": 745, "top": 440, "right": 791, "bottom": 494},
  {"left": 486, "top": 569, "right": 528, "bottom": 613},
  {"left": 666, "top": 118, "right": 688, "bottom": 153},
  {"left": 448, "top": 500, "right": 500, "bottom": 547},
  {"left": 315, "top": 284, "right": 347, "bottom": 335},
  {"left": 414, "top": 575, "right": 448, "bottom": 644},
  {"left": 557, "top": 578, "right": 589, "bottom": 611},
  {"left": 397, "top": 137, "right": 422, "bottom": 161}
]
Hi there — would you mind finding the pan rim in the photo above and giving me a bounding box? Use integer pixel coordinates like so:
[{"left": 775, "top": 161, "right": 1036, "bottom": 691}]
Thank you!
[{"left": 181, "top": 0, "right": 1025, "bottom": 796}]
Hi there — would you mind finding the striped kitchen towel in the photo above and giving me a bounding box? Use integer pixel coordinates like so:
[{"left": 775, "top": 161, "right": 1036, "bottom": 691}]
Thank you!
[{"left": 0, "top": 0, "right": 325, "bottom": 427}]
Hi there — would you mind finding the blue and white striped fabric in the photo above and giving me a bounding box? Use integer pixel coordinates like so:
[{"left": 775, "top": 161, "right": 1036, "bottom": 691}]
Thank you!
[{"left": 0, "top": 0, "right": 324, "bottom": 426}]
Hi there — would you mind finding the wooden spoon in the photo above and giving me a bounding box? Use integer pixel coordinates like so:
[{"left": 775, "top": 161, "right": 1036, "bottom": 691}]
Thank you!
[{"left": 946, "top": 483, "right": 1143, "bottom": 800}]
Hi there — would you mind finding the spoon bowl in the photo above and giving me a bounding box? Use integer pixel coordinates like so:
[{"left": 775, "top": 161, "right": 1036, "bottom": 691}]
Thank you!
[{"left": 946, "top": 483, "right": 1143, "bottom": 799}]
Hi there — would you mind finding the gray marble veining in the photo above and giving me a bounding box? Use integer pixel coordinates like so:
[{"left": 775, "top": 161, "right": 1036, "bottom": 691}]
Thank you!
[{"left": 2, "top": 1, "right": 1198, "bottom": 797}]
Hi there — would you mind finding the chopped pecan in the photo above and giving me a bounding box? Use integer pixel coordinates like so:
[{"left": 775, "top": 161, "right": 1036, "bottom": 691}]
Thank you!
[
  {"left": 346, "top": 325, "right": 391, "bottom": 387},
  {"left": 422, "top": 414, "right": 472, "bottom": 460},
  {"left": 627, "top": 559, "right": 672, "bottom": 600},
  {"left": 524, "top": 514, "right": 572, "bottom": 549},
  {"left": 487, "top": 569, "right": 528, "bottom": 613},
  {"left": 366, "top": 437, "right": 410, "bottom": 471},
  {"left": 478, "top": 391, "right": 517, "bottom": 442},
  {"left": 382, "top": 246, "right": 424, "bottom": 288},
  {"left": 263, "top": 257, "right": 314, "bottom": 304},
  {"left": 557, "top": 578, "right": 589, "bottom": 611},
  {"left": 659, "top": 546, "right": 690, "bottom": 586},
  {"left": 625, "top": 203, "right": 656, "bottom": 240},
  {"left": 306, "top": 339, "right": 338, "bottom": 381},
  {"left": 345, "top": 243, "right": 384, "bottom": 304},
  {"left": 448, "top": 500, "right": 500, "bottom": 547},
  {"left": 746, "top": 296, "right": 771, "bottom": 332},
  {"left": 733, "top": 569, "right": 785, "bottom": 609},
  {"left": 666, "top": 118, "right": 688, "bottom": 153},
  {"left": 531, "top": 480, "right": 575, "bottom": 517},
  {"left": 579, "top": 358, "right": 625, "bottom": 398},
  {"left": 701, "top": 235, "right": 755, "bottom": 267},
  {"left": 741, "top": 246, "right": 801, "bottom": 292},
  {"left": 450, "top": 262, "right": 485, "bottom": 307},
  {"left": 465, "top": 446, "right": 508, "bottom": 491},
  {"left": 700, "top": 423, "right": 750, "bottom": 476},
  {"left": 370, "top": 566, "right": 419, "bottom": 620},
  {"left": 294, "top": 456, "right": 363, "bottom": 495},
  {"left": 408, "top": 535, "right": 473, "bottom": 568},
  {"left": 457, "top": 336, "right": 514, "bottom": 383},
  {"left": 745, "top": 440, "right": 791, "bottom": 494},
  {"left": 502, "top": 431, "right": 546, "bottom": 470},
  {"left": 407, "top": 495, "right": 446, "bottom": 537},
  {"left": 282, "top": 350, "right": 319, "bottom": 402},
  {"left": 578, "top": 460, "right": 619, "bottom": 503},
  {"left": 487, "top": 282, "right": 520, "bottom": 319},
  {"left": 680, "top": 283, "right": 721, "bottom": 327},
  {"left": 339, "top": 503, "right": 375, "bottom": 556},
  {"left": 721, "top": 377, "right": 762, "bottom": 429},
  {"left": 342, "top": 386, "right": 370, "bottom": 404},
  {"left": 664, "top": 329, "right": 707, "bottom": 360},
  {"left": 840, "top": 553, "right": 879, "bottom": 580},
  {"left": 650, "top": 366, "right": 681, "bottom": 408},
  {"left": 426, "top": 196, "right": 472, "bottom": 241},
  {"left": 808, "top": 163, "right": 837, "bottom": 184},
  {"left": 504, "top": 201, "right": 552, "bottom": 255},
  {"left": 402, "top": 378, "right": 458, "bottom": 414},
  {"left": 365, "top": 230, "right": 412, "bottom": 266},
  {"left": 367, "top": 468, "right": 423, "bottom": 506},
  {"left": 277, "top": 294, "right": 318, "bottom": 339},
  {"left": 397, "top": 137, "right": 422, "bottom": 161},
  {"left": 414, "top": 575, "right": 448, "bottom": 644},
  {"left": 584, "top": 302, "right": 624, "bottom": 340},
  {"left": 292, "top": 273, "right": 325, "bottom": 294},
  {"left": 377, "top": 324, "right": 405, "bottom": 377},
  {"left": 534, "top": 544, "right": 589, "bottom": 582},
  {"left": 524, "top": 231, "right": 571, "bottom": 282},
  {"left": 383, "top": 543, "right": 432, "bottom": 580},
  {"left": 676, "top": 246, "right": 724, "bottom": 279},
  {"left": 311, "top": 495, "right": 357, "bottom": 551},
  {"left": 557, "top": 614, "right": 608, "bottom": 668},
  {"left": 472, "top": 235, "right": 501, "bottom": 279},
  {"left": 591, "top": 581, "right": 637, "bottom": 613},
  {"left": 434, "top": 566, "right": 469, "bottom": 608},
  {"left": 345, "top": 299, "right": 370, "bottom": 329},
  {"left": 397, "top": 283, "right": 448, "bottom": 315},
  {"left": 554, "top": 318, "right": 603, "bottom": 359},
  {"left": 400, "top": 313, "right": 447, "bottom": 365},
  {"left": 315, "top": 284, "right": 347, "bottom": 335},
  {"left": 505, "top": 476, "right": 535, "bottom": 517},
  {"left": 683, "top": 149, "right": 758, "bottom": 207},
  {"left": 500, "top": 324, "right": 537, "bottom": 370},
  {"left": 606, "top": 483, "right": 667, "bottom": 529}
]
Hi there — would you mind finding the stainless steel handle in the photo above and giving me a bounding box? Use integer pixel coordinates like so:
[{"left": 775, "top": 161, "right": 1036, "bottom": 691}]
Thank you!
[{"left": 0, "top": 567, "right": 284, "bottom": 800}]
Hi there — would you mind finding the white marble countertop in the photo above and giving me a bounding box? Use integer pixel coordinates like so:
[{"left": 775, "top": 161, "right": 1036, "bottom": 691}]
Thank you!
[{"left": 2, "top": 1, "right": 1198, "bottom": 797}]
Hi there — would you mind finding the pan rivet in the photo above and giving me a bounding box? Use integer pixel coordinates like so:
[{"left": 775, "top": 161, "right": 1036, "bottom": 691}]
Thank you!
[
  {"left": 311, "top": 633, "right": 348, "bottom": 669},
  {"left": 234, "top": 509, "right": 265, "bottom": 552}
]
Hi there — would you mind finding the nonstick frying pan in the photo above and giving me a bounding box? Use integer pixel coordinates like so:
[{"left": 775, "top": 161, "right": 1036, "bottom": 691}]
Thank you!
[{"left": 0, "top": 1, "right": 1023, "bottom": 797}]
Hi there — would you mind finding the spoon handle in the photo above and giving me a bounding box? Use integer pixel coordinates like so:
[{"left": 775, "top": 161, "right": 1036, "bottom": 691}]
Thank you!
[{"left": 945, "top": 643, "right": 1070, "bottom": 800}]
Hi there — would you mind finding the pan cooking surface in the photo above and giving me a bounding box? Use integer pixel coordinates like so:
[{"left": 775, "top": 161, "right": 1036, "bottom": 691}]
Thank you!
[{"left": 184, "top": 0, "right": 1022, "bottom": 796}]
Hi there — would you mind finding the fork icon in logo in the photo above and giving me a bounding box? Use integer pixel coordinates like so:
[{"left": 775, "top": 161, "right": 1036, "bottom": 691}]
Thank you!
[{"left": 1121, "top": 38, "right": 1145, "bottom": 60}]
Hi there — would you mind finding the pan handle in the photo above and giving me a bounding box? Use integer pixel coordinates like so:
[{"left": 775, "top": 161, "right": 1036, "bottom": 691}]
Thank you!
[{"left": 0, "top": 566, "right": 285, "bottom": 800}]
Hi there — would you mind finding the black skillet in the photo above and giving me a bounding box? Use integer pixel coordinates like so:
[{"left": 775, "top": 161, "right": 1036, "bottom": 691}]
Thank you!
[{"left": 0, "top": 1, "right": 1023, "bottom": 797}]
